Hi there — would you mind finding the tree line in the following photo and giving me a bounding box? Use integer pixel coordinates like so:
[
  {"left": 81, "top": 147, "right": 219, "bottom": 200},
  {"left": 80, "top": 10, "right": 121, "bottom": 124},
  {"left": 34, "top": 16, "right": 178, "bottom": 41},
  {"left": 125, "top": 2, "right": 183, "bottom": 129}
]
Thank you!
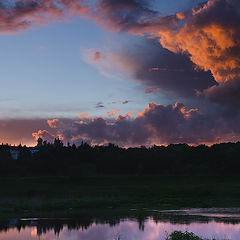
[{"left": 0, "top": 139, "right": 240, "bottom": 176}]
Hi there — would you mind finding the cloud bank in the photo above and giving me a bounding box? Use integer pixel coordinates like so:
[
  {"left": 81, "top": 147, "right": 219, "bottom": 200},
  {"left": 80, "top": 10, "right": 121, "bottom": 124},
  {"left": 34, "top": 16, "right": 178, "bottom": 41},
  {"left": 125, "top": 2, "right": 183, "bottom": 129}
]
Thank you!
[{"left": 32, "top": 102, "right": 240, "bottom": 147}]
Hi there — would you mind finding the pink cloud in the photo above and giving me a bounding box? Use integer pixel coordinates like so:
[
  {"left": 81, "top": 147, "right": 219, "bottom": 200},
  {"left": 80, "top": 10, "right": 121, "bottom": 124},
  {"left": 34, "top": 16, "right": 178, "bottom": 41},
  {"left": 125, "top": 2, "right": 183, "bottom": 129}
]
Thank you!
[
  {"left": 32, "top": 129, "right": 55, "bottom": 142},
  {"left": 93, "top": 51, "right": 102, "bottom": 61},
  {"left": 0, "top": 0, "right": 88, "bottom": 34},
  {"left": 105, "top": 110, "right": 119, "bottom": 117},
  {"left": 47, "top": 118, "right": 59, "bottom": 128}
]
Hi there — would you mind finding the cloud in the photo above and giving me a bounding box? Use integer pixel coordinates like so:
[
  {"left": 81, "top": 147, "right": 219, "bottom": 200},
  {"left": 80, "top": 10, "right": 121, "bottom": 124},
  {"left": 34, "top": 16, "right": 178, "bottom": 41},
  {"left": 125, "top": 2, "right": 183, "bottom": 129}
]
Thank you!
[
  {"left": 0, "top": 0, "right": 157, "bottom": 35},
  {"left": 139, "top": 0, "right": 240, "bottom": 106},
  {"left": 96, "top": 102, "right": 105, "bottom": 108},
  {"left": 92, "top": 51, "right": 102, "bottom": 61},
  {"left": 0, "top": 0, "right": 88, "bottom": 34},
  {"left": 90, "top": 0, "right": 240, "bottom": 85},
  {"left": 112, "top": 101, "right": 129, "bottom": 105},
  {"left": 33, "top": 102, "right": 240, "bottom": 147},
  {"left": 83, "top": 48, "right": 139, "bottom": 78},
  {"left": 204, "top": 77, "right": 240, "bottom": 111},
  {"left": 47, "top": 118, "right": 59, "bottom": 128},
  {"left": 1, "top": 103, "right": 239, "bottom": 147},
  {"left": 105, "top": 110, "right": 119, "bottom": 117},
  {"left": 89, "top": 0, "right": 157, "bottom": 32},
  {"left": 157, "top": 0, "right": 240, "bottom": 83},
  {"left": 85, "top": 39, "right": 216, "bottom": 98},
  {"left": 32, "top": 129, "right": 55, "bottom": 142}
]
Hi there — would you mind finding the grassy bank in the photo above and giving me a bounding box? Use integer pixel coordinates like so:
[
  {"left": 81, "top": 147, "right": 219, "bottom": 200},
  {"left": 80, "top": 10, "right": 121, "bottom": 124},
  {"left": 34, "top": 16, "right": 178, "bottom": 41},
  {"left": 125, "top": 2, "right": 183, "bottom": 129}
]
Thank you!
[{"left": 1, "top": 175, "right": 240, "bottom": 217}]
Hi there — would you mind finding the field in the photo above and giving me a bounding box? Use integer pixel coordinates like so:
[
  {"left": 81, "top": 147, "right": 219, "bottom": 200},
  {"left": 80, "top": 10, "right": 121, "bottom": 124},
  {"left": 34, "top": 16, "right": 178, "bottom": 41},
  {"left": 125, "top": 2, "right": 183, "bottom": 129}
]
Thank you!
[{"left": 0, "top": 175, "right": 240, "bottom": 218}]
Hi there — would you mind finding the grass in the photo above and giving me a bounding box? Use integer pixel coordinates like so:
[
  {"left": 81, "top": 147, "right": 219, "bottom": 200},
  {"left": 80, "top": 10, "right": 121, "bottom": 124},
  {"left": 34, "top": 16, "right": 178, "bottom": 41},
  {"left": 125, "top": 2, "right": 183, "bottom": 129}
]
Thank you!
[
  {"left": 1, "top": 175, "right": 240, "bottom": 217},
  {"left": 166, "top": 231, "right": 222, "bottom": 240}
]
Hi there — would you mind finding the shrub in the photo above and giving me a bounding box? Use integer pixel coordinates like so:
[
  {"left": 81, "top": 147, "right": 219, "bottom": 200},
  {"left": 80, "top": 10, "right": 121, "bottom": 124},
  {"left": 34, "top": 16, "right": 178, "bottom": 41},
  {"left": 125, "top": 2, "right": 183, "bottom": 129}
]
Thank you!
[{"left": 166, "top": 231, "right": 206, "bottom": 240}]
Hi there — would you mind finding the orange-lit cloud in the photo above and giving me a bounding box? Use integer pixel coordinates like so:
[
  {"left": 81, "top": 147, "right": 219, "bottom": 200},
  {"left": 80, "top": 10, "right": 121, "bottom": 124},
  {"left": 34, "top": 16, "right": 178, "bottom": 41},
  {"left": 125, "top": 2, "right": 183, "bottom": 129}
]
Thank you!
[
  {"left": 105, "top": 110, "right": 119, "bottom": 117},
  {"left": 32, "top": 129, "right": 55, "bottom": 141},
  {"left": 47, "top": 118, "right": 59, "bottom": 128},
  {"left": 115, "top": 111, "right": 134, "bottom": 121},
  {"left": 157, "top": 1, "right": 240, "bottom": 84},
  {"left": 79, "top": 113, "right": 95, "bottom": 120}
]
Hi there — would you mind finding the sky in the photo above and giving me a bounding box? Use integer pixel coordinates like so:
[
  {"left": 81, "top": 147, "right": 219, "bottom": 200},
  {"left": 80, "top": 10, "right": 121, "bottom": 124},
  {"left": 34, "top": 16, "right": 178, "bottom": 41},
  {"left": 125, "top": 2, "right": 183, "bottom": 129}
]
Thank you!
[{"left": 0, "top": 0, "right": 239, "bottom": 147}]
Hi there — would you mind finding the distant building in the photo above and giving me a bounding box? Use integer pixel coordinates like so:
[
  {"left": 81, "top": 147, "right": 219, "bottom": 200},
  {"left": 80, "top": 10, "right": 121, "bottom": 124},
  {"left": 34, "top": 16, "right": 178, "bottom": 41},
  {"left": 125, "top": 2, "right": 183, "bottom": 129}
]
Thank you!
[{"left": 9, "top": 137, "right": 43, "bottom": 160}]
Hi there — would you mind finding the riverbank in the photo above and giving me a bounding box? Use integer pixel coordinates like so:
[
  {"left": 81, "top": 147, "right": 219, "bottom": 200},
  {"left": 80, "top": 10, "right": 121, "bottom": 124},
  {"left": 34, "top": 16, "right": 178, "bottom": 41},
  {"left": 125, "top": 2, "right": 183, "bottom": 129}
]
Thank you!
[{"left": 1, "top": 175, "right": 240, "bottom": 218}]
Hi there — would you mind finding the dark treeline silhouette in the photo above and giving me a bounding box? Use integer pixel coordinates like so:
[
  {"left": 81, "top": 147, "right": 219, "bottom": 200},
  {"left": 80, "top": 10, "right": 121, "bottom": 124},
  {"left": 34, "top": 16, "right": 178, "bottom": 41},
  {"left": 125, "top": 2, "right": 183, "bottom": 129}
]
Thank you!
[{"left": 1, "top": 139, "right": 240, "bottom": 176}]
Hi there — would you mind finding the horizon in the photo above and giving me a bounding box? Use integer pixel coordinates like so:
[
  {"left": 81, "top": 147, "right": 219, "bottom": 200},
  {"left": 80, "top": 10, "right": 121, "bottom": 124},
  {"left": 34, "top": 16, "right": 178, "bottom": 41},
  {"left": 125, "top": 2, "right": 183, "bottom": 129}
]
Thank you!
[
  {"left": 0, "top": 0, "right": 240, "bottom": 147},
  {"left": 2, "top": 138, "right": 240, "bottom": 149}
]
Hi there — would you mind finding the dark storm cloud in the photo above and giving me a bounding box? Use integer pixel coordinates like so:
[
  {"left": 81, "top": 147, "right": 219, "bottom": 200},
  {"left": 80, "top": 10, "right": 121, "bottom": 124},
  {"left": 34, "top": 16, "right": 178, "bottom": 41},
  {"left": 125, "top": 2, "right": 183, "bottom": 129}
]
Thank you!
[
  {"left": 204, "top": 78, "right": 240, "bottom": 111},
  {"left": 86, "top": 38, "right": 216, "bottom": 98},
  {"left": 122, "top": 39, "right": 217, "bottom": 98}
]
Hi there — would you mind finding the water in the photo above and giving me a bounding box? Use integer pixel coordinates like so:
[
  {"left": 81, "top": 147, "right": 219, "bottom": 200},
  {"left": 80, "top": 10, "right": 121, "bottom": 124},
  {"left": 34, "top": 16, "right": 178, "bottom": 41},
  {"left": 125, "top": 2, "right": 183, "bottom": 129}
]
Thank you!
[{"left": 1, "top": 208, "right": 240, "bottom": 240}]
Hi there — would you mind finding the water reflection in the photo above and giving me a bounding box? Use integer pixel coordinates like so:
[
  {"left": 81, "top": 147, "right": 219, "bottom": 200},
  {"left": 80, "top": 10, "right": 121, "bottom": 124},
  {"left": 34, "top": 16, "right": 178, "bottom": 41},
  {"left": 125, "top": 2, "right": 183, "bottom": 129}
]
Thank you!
[{"left": 1, "top": 209, "right": 240, "bottom": 240}]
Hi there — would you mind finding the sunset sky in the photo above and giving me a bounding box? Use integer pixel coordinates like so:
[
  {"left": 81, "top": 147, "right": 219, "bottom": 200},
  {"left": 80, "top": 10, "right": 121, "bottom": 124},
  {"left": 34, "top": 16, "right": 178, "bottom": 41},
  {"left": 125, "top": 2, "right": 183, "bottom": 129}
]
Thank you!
[{"left": 0, "top": 0, "right": 239, "bottom": 146}]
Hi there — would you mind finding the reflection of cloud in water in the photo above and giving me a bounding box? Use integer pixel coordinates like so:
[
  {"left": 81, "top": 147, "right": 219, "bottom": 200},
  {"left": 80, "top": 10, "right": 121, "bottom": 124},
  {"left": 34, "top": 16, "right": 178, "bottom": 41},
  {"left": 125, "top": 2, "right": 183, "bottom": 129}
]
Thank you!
[{"left": 1, "top": 220, "right": 240, "bottom": 240}]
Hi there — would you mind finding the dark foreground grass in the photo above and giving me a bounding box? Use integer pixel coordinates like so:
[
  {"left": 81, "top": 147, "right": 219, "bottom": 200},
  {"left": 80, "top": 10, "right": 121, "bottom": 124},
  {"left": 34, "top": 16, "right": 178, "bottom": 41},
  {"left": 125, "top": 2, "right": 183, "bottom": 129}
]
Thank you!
[
  {"left": 166, "top": 231, "right": 224, "bottom": 240},
  {"left": 1, "top": 175, "right": 240, "bottom": 217}
]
